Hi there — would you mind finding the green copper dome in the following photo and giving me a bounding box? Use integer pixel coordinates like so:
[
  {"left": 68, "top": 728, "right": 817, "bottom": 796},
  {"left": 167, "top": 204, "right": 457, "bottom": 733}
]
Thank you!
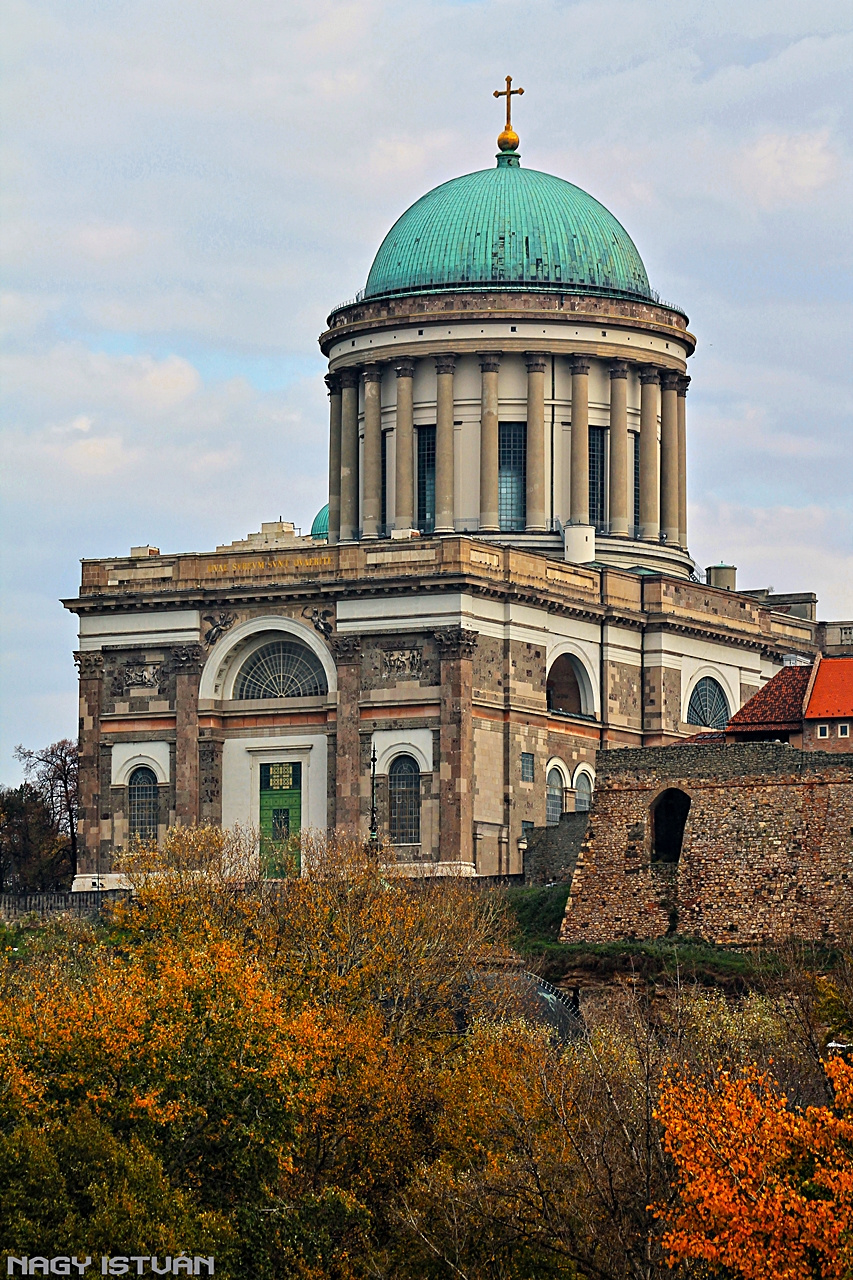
[
  {"left": 310, "top": 503, "right": 329, "bottom": 540},
  {"left": 364, "top": 154, "right": 651, "bottom": 302}
]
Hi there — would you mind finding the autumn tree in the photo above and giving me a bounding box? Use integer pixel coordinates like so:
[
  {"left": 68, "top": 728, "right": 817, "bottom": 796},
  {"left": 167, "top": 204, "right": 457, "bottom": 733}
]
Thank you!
[
  {"left": 656, "top": 1057, "right": 853, "bottom": 1278},
  {"left": 15, "top": 738, "right": 78, "bottom": 879}
]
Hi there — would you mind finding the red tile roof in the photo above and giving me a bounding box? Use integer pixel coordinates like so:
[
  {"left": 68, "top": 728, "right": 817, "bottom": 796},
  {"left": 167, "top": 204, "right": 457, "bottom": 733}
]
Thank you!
[
  {"left": 805, "top": 657, "right": 853, "bottom": 719},
  {"left": 727, "top": 664, "right": 812, "bottom": 732}
]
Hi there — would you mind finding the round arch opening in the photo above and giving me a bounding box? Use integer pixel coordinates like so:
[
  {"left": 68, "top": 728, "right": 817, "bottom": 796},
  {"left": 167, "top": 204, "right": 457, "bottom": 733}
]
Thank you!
[{"left": 547, "top": 653, "right": 592, "bottom": 717}]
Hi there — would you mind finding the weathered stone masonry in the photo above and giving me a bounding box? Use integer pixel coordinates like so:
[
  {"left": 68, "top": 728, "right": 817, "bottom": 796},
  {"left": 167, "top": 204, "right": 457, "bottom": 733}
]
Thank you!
[{"left": 561, "top": 744, "right": 853, "bottom": 945}]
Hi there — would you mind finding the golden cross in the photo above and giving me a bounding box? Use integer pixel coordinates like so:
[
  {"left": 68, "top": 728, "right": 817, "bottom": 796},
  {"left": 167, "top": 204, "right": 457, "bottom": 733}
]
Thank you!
[{"left": 493, "top": 75, "right": 524, "bottom": 131}]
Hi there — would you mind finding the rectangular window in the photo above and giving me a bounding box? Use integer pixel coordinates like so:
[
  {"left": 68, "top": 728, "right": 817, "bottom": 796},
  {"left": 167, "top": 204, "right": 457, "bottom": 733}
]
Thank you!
[
  {"left": 818, "top": 724, "right": 829, "bottom": 738},
  {"left": 839, "top": 724, "right": 850, "bottom": 738},
  {"left": 416, "top": 425, "right": 436, "bottom": 534},
  {"left": 589, "top": 426, "right": 606, "bottom": 529},
  {"left": 521, "top": 751, "right": 534, "bottom": 782},
  {"left": 631, "top": 431, "right": 641, "bottom": 534},
  {"left": 499, "top": 422, "right": 527, "bottom": 531},
  {"left": 521, "top": 820, "right": 534, "bottom": 838},
  {"left": 380, "top": 430, "right": 388, "bottom": 533}
]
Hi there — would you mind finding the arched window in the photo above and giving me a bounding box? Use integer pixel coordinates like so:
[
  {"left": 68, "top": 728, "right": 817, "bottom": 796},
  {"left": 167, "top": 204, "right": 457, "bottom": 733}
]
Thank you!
[
  {"left": 234, "top": 639, "right": 328, "bottom": 700},
  {"left": 686, "top": 676, "right": 729, "bottom": 730},
  {"left": 546, "top": 768, "right": 565, "bottom": 826},
  {"left": 575, "top": 772, "right": 593, "bottom": 812},
  {"left": 389, "top": 755, "right": 421, "bottom": 845},
  {"left": 652, "top": 788, "right": 691, "bottom": 864},
  {"left": 547, "top": 655, "right": 583, "bottom": 716},
  {"left": 128, "top": 766, "right": 158, "bottom": 842}
]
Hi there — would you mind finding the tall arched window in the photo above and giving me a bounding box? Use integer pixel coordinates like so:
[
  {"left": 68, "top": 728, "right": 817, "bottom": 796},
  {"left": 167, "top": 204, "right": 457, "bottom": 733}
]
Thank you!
[
  {"left": 547, "top": 655, "right": 583, "bottom": 716},
  {"left": 389, "top": 754, "right": 421, "bottom": 845},
  {"left": 574, "top": 772, "right": 593, "bottom": 812},
  {"left": 686, "top": 676, "right": 729, "bottom": 730},
  {"left": 128, "top": 766, "right": 158, "bottom": 842},
  {"left": 234, "top": 639, "right": 328, "bottom": 700},
  {"left": 546, "top": 768, "right": 565, "bottom": 826}
]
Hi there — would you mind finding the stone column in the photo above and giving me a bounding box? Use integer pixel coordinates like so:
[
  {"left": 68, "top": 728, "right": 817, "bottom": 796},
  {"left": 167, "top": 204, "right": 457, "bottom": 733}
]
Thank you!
[
  {"left": 361, "top": 365, "right": 382, "bottom": 540},
  {"left": 325, "top": 373, "right": 342, "bottom": 546},
  {"left": 608, "top": 360, "right": 629, "bottom": 537},
  {"left": 74, "top": 650, "right": 104, "bottom": 875},
  {"left": 525, "top": 352, "right": 547, "bottom": 532},
  {"left": 332, "top": 635, "right": 362, "bottom": 830},
  {"left": 639, "top": 366, "right": 660, "bottom": 541},
  {"left": 172, "top": 643, "right": 205, "bottom": 826},
  {"left": 394, "top": 358, "right": 415, "bottom": 530},
  {"left": 677, "top": 375, "right": 690, "bottom": 549},
  {"left": 435, "top": 627, "right": 478, "bottom": 866},
  {"left": 660, "top": 370, "right": 680, "bottom": 546},
  {"left": 434, "top": 353, "right": 457, "bottom": 535},
  {"left": 339, "top": 368, "right": 360, "bottom": 542},
  {"left": 569, "top": 356, "right": 590, "bottom": 525},
  {"left": 478, "top": 353, "right": 500, "bottom": 532}
]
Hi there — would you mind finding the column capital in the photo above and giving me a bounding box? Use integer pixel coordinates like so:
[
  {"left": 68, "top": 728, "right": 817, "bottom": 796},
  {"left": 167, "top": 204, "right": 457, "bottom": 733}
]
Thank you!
[
  {"left": 362, "top": 364, "right": 383, "bottom": 383},
  {"left": 660, "top": 370, "right": 680, "bottom": 392},
  {"left": 609, "top": 359, "right": 629, "bottom": 380},
  {"left": 524, "top": 351, "right": 548, "bottom": 372},
  {"left": 395, "top": 357, "right": 415, "bottom": 379},
  {"left": 74, "top": 651, "right": 104, "bottom": 679},
  {"left": 324, "top": 372, "right": 341, "bottom": 395},
  {"left": 638, "top": 365, "right": 660, "bottom": 385},
  {"left": 339, "top": 367, "right": 360, "bottom": 390},
  {"left": 434, "top": 627, "right": 479, "bottom": 660},
  {"left": 478, "top": 351, "right": 501, "bottom": 373},
  {"left": 677, "top": 374, "right": 691, "bottom": 397},
  {"left": 434, "top": 353, "right": 457, "bottom": 375},
  {"left": 571, "top": 354, "right": 591, "bottom": 375}
]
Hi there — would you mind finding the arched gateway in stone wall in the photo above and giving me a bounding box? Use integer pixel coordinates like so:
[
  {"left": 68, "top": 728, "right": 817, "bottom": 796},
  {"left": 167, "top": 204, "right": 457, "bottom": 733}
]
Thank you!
[{"left": 64, "top": 95, "right": 819, "bottom": 889}]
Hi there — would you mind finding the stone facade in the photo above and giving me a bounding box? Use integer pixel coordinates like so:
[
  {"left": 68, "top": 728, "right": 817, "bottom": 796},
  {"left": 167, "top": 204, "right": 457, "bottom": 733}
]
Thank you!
[
  {"left": 64, "top": 538, "right": 821, "bottom": 887},
  {"left": 561, "top": 744, "right": 853, "bottom": 945}
]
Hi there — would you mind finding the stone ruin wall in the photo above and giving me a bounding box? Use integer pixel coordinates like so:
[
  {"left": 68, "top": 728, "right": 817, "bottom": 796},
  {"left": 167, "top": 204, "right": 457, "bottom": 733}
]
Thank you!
[{"left": 561, "top": 744, "right": 853, "bottom": 946}]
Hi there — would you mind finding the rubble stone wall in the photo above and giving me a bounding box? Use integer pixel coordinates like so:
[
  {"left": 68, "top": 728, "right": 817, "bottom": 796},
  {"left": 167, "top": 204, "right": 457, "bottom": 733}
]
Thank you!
[{"left": 561, "top": 744, "right": 853, "bottom": 945}]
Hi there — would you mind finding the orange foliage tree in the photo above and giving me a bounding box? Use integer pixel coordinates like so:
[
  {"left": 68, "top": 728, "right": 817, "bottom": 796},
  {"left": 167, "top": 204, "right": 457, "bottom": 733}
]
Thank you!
[{"left": 656, "top": 1057, "right": 853, "bottom": 1278}]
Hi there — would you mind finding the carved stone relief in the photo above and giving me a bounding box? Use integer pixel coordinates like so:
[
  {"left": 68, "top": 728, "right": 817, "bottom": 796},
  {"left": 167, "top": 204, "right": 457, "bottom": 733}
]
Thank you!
[{"left": 381, "top": 649, "right": 423, "bottom": 680}]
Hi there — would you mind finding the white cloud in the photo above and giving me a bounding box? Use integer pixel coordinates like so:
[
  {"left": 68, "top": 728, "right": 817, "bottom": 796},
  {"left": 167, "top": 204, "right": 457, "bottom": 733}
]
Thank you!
[{"left": 732, "top": 130, "right": 840, "bottom": 209}]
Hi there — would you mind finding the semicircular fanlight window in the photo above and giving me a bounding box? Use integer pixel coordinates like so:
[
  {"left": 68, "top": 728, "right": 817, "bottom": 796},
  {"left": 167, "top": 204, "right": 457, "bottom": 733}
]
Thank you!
[
  {"left": 686, "top": 676, "right": 729, "bottom": 730},
  {"left": 234, "top": 639, "right": 328, "bottom": 700}
]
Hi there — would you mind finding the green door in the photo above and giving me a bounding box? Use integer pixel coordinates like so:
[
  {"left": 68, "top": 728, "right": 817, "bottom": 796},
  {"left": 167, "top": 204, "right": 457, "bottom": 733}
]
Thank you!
[{"left": 259, "top": 761, "right": 302, "bottom": 877}]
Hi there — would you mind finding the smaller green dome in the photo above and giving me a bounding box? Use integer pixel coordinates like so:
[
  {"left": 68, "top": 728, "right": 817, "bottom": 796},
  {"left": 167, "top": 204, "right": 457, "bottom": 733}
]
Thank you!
[{"left": 311, "top": 503, "right": 329, "bottom": 540}]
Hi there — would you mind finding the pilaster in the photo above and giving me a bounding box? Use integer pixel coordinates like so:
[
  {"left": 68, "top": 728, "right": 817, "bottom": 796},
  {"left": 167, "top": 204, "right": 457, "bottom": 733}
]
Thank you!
[
  {"left": 435, "top": 627, "right": 478, "bottom": 865},
  {"left": 339, "top": 368, "right": 360, "bottom": 542},
  {"left": 525, "top": 352, "right": 547, "bottom": 532},
  {"left": 608, "top": 360, "right": 629, "bottom": 536},
  {"left": 171, "top": 644, "right": 205, "bottom": 826},
  {"left": 332, "top": 635, "right": 362, "bottom": 830},
  {"left": 74, "top": 650, "right": 104, "bottom": 873}
]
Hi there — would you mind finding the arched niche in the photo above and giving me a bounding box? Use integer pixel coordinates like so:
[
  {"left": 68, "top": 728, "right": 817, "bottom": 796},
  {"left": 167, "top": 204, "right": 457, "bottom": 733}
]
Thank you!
[
  {"left": 546, "top": 650, "right": 595, "bottom": 717},
  {"left": 651, "top": 788, "right": 691, "bottom": 864}
]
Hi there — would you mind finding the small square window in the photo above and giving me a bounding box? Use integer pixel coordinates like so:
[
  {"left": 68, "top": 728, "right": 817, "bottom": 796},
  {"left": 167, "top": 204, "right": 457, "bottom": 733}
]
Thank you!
[
  {"left": 510, "top": 325, "right": 517, "bottom": 332},
  {"left": 840, "top": 724, "right": 850, "bottom": 738},
  {"left": 817, "top": 724, "right": 829, "bottom": 738},
  {"left": 521, "top": 752, "right": 534, "bottom": 782}
]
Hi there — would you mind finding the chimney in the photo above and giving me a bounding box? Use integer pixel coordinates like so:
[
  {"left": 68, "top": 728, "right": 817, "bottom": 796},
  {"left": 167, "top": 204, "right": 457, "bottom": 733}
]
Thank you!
[{"left": 707, "top": 563, "right": 737, "bottom": 591}]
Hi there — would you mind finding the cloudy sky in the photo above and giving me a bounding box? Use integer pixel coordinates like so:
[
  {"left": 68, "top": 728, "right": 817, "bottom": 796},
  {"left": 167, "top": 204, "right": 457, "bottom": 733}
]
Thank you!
[{"left": 1, "top": 0, "right": 851, "bottom": 781}]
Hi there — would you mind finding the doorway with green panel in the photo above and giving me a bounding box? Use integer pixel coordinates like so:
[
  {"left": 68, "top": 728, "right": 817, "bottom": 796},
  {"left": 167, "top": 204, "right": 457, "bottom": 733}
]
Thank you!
[{"left": 259, "top": 761, "right": 301, "bottom": 877}]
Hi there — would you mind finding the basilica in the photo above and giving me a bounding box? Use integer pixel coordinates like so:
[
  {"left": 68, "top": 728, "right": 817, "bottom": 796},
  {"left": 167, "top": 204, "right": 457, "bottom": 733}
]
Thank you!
[{"left": 66, "top": 91, "right": 822, "bottom": 887}]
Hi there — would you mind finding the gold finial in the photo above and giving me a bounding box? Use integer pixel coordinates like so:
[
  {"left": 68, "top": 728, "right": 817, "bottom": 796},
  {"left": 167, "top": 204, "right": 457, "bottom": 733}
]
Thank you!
[{"left": 493, "top": 75, "right": 524, "bottom": 152}]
